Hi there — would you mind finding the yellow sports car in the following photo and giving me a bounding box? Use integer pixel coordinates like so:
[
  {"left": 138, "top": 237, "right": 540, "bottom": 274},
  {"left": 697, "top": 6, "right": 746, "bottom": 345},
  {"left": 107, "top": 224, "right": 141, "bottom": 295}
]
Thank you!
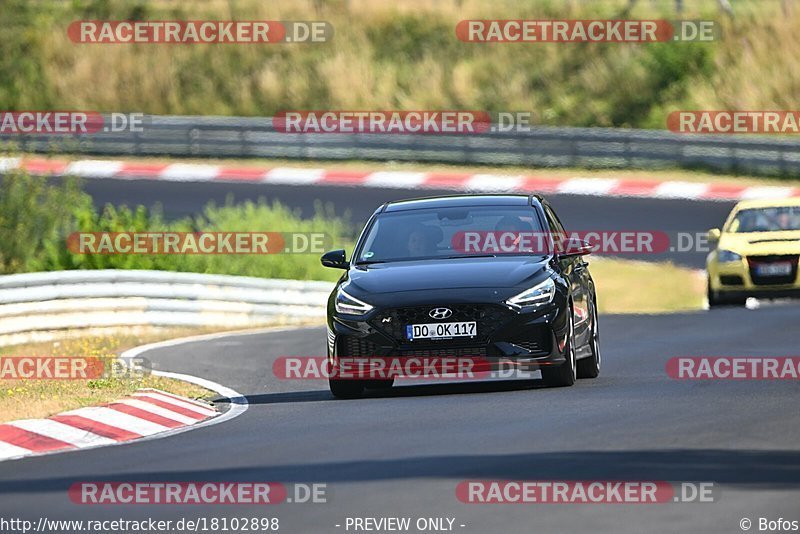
[{"left": 706, "top": 197, "right": 800, "bottom": 307}]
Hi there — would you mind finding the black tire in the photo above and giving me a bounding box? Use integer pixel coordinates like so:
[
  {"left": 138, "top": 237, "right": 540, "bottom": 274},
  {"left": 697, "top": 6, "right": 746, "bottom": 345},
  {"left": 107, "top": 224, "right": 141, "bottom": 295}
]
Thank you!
[
  {"left": 577, "top": 300, "right": 600, "bottom": 379},
  {"left": 364, "top": 378, "right": 395, "bottom": 390},
  {"left": 541, "top": 305, "right": 577, "bottom": 387},
  {"left": 707, "top": 277, "right": 746, "bottom": 308},
  {"left": 707, "top": 277, "right": 723, "bottom": 308},
  {"left": 329, "top": 378, "right": 366, "bottom": 399}
]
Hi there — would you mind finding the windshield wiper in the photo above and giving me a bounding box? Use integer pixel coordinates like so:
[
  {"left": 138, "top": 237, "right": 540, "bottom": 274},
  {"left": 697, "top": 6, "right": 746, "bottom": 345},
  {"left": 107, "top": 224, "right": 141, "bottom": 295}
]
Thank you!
[{"left": 444, "top": 254, "right": 497, "bottom": 259}]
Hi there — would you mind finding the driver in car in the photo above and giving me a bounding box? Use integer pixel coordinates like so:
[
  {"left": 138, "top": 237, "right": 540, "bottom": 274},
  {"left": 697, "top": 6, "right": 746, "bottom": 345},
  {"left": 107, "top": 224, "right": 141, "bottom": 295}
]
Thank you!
[{"left": 407, "top": 226, "right": 436, "bottom": 257}]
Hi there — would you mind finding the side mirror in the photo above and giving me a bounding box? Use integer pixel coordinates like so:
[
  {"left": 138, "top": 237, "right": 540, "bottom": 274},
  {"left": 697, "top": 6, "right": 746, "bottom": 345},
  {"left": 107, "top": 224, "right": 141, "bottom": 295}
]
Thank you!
[
  {"left": 707, "top": 228, "right": 721, "bottom": 243},
  {"left": 321, "top": 249, "right": 349, "bottom": 269},
  {"left": 559, "top": 238, "right": 593, "bottom": 258}
]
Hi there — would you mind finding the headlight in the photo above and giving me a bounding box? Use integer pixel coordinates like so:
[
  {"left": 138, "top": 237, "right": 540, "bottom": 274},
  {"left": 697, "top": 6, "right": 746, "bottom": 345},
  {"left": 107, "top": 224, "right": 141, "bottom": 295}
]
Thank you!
[
  {"left": 506, "top": 278, "right": 556, "bottom": 308},
  {"left": 335, "top": 288, "right": 374, "bottom": 315},
  {"left": 717, "top": 249, "right": 743, "bottom": 263}
]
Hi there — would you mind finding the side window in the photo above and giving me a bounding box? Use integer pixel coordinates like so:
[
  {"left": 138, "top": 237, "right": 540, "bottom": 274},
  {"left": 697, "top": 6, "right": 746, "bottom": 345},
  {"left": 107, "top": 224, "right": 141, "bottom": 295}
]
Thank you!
[
  {"left": 543, "top": 205, "right": 566, "bottom": 254},
  {"left": 544, "top": 204, "right": 567, "bottom": 233}
]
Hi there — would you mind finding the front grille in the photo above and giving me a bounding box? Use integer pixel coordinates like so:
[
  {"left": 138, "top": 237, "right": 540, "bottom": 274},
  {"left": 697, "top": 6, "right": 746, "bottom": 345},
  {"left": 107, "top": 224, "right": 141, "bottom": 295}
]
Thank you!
[
  {"left": 747, "top": 255, "right": 799, "bottom": 286},
  {"left": 369, "top": 304, "right": 515, "bottom": 344},
  {"left": 338, "top": 336, "right": 486, "bottom": 359},
  {"left": 394, "top": 346, "right": 488, "bottom": 358}
]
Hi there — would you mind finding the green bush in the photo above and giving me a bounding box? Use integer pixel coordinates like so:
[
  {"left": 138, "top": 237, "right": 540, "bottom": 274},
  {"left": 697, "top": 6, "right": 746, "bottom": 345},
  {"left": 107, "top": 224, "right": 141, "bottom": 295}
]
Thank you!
[
  {"left": 0, "top": 171, "right": 351, "bottom": 281},
  {"left": 0, "top": 171, "right": 91, "bottom": 274},
  {"left": 0, "top": 0, "right": 788, "bottom": 129}
]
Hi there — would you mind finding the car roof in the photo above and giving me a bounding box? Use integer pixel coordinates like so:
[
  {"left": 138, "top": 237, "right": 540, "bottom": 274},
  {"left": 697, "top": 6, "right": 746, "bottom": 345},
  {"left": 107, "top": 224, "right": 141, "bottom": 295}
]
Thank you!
[
  {"left": 733, "top": 196, "right": 800, "bottom": 210},
  {"left": 382, "top": 194, "right": 540, "bottom": 213}
]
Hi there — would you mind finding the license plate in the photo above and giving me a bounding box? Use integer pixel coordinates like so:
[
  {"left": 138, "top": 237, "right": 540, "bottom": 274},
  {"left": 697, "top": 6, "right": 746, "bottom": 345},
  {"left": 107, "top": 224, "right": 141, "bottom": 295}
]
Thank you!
[
  {"left": 406, "top": 321, "right": 477, "bottom": 340},
  {"left": 756, "top": 262, "right": 792, "bottom": 276}
]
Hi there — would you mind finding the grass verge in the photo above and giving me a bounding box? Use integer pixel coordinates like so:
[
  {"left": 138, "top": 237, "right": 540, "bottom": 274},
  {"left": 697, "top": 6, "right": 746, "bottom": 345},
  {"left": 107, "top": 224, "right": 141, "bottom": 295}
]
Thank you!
[
  {"left": 0, "top": 328, "right": 226, "bottom": 423},
  {"left": 589, "top": 256, "right": 705, "bottom": 314}
]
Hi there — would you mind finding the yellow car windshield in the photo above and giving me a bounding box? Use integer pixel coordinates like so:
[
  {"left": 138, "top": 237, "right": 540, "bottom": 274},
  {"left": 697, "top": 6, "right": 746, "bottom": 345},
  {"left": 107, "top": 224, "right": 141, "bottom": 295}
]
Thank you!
[{"left": 728, "top": 207, "right": 800, "bottom": 233}]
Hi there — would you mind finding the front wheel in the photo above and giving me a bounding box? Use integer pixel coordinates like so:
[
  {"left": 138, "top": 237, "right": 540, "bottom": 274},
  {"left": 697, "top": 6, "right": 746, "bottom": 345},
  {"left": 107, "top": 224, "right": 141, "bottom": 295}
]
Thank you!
[
  {"left": 541, "top": 306, "right": 577, "bottom": 387},
  {"left": 707, "top": 277, "right": 746, "bottom": 308},
  {"left": 577, "top": 300, "right": 600, "bottom": 379},
  {"left": 707, "top": 277, "right": 722, "bottom": 308}
]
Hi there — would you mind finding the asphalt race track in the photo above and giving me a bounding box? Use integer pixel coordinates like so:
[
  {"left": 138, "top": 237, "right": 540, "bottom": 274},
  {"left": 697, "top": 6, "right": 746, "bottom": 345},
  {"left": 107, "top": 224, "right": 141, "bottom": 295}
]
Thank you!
[
  {"left": 79, "top": 178, "right": 736, "bottom": 268},
  {"left": 1, "top": 305, "right": 799, "bottom": 533},
  {"left": 2, "top": 175, "right": 796, "bottom": 533}
]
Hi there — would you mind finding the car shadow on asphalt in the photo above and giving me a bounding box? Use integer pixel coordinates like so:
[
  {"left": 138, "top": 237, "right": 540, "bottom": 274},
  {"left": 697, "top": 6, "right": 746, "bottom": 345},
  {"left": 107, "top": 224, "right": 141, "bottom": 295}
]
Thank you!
[{"left": 236, "top": 379, "right": 552, "bottom": 405}]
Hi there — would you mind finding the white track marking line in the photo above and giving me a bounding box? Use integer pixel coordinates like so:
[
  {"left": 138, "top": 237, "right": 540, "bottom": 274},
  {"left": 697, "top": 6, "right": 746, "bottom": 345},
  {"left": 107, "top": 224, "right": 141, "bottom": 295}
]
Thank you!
[
  {"left": 740, "top": 186, "right": 796, "bottom": 200},
  {"left": 115, "top": 328, "right": 303, "bottom": 443},
  {"left": 115, "top": 399, "right": 200, "bottom": 425},
  {"left": 62, "top": 406, "right": 170, "bottom": 436},
  {"left": 653, "top": 181, "right": 710, "bottom": 199},
  {"left": 0, "top": 157, "right": 22, "bottom": 172},
  {"left": 363, "top": 171, "right": 428, "bottom": 188},
  {"left": 557, "top": 178, "right": 619, "bottom": 195},
  {"left": 0, "top": 441, "right": 33, "bottom": 461},
  {"left": 8, "top": 419, "right": 116, "bottom": 447},
  {"left": 160, "top": 163, "right": 220, "bottom": 182},
  {"left": 262, "top": 167, "right": 324, "bottom": 184},
  {"left": 138, "top": 387, "right": 215, "bottom": 410},
  {"left": 64, "top": 160, "right": 124, "bottom": 178},
  {"left": 132, "top": 391, "right": 216, "bottom": 417},
  {"left": 465, "top": 174, "right": 523, "bottom": 192}
]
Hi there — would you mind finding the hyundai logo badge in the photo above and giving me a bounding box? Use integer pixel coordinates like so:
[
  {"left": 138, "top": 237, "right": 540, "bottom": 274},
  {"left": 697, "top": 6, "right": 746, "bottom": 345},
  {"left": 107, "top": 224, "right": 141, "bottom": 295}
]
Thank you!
[{"left": 429, "top": 307, "right": 453, "bottom": 320}]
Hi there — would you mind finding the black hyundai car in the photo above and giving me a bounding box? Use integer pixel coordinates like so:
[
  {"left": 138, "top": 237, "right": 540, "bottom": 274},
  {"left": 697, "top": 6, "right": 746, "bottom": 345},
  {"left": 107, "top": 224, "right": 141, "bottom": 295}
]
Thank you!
[{"left": 321, "top": 194, "right": 600, "bottom": 399}]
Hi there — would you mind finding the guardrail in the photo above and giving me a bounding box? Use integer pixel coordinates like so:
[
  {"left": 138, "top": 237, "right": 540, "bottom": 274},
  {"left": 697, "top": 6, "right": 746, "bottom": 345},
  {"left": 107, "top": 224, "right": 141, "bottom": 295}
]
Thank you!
[
  {"left": 2, "top": 115, "right": 799, "bottom": 177},
  {"left": 0, "top": 270, "right": 333, "bottom": 346}
]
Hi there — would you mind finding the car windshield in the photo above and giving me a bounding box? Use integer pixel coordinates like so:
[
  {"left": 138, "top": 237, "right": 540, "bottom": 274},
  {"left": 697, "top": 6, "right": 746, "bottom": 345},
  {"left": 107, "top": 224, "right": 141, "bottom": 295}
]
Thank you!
[
  {"left": 355, "top": 205, "right": 548, "bottom": 263},
  {"left": 727, "top": 206, "right": 800, "bottom": 233}
]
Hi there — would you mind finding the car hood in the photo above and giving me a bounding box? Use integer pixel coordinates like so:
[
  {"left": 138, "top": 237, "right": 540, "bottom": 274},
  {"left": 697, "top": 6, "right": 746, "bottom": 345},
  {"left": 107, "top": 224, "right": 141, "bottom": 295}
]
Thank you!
[
  {"left": 718, "top": 230, "right": 800, "bottom": 256},
  {"left": 346, "top": 256, "right": 550, "bottom": 294}
]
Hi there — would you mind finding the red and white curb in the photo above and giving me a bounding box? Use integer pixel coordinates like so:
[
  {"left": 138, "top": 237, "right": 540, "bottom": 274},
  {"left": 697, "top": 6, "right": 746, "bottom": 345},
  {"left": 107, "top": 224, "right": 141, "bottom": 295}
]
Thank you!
[
  {"left": 0, "top": 389, "right": 217, "bottom": 461},
  {"left": 2, "top": 157, "right": 798, "bottom": 202},
  {"left": 0, "top": 327, "right": 274, "bottom": 462}
]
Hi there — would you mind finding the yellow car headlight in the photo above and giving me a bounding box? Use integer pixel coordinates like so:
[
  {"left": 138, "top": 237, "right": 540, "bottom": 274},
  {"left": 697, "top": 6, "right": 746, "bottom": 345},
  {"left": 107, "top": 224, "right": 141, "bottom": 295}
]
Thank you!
[{"left": 717, "top": 249, "right": 742, "bottom": 263}]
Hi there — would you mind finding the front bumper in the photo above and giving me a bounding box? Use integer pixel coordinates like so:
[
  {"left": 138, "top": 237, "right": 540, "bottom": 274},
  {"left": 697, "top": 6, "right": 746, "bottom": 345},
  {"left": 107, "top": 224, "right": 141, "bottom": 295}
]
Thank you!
[
  {"left": 328, "top": 301, "right": 570, "bottom": 377},
  {"left": 709, "top": 253, "right": 800, "bottom": 298}
]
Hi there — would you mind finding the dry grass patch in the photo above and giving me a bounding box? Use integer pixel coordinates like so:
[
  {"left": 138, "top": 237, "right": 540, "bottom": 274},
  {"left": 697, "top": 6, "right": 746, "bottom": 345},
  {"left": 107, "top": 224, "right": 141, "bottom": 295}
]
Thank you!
[
  {"left": 0, "top": 328, "right": 228, "bottom": 423},
  {"left": 589, "top": 256, "right": 705, "bottom": 314}
]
